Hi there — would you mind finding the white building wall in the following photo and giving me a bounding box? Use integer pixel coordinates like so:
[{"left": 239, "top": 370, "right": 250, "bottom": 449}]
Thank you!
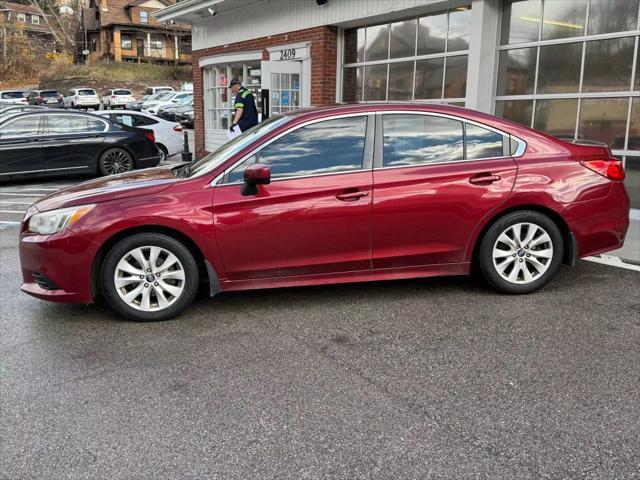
[{"left": 192, "top": 0, "right": 461, "bottom": 51}]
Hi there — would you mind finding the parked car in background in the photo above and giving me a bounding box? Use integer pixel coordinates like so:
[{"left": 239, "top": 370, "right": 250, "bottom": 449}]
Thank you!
[
  {"left": 139, "top": 91, "right": 175, "bottom": 112},
  {"left": 142, "top": 86, "right": 174, "bottom": 100},
  {"left": 0, "top": 110, "right": 161, "bottom": 180},
  {"left": 180, "top": 109, "right": 194, "bottom": 128},
  {"left": 17, "top": 104, "right": 630, "bottom": 322},
  {"left": 157, "top": 95, "right": 193, "bottom": 118},
  {"left": 145, "top": 92, "right": 192, "bottom": 115},
  {"left": 127, "top": 91, "right": 171, "bottom": 111},
  {"left": 102, "top": 89, "right": 135, "bottom": 110},
  {"left": 0, "top": 105, "right": 47, "bottom": 122},
  {"left": 159, "top": 102, "right": 194, "bottom": 123},
  {"left": 63, "top": 88, "right": 100, "bottom": 110},
  {"left": 26, "top": 90, "right": 64, "bottom": 108},
  {"left": 0, "top": 90, "right": 29, "bottom": 105},
  {"left": 95, "top": 109, "right": 183, "bottom": 162}
]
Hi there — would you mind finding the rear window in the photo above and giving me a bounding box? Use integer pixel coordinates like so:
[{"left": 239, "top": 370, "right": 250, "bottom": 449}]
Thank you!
[
  {"left": 78, "top": 89, "right": 96, "bottom": 96},
  {"left": 157, "top": 87, "right": 172, "bottom": 92},
  {"left": 1, "top": 91, "right": 25, "bottom": 99},
  {"left": 114, "top": 89, "right": 132, "bottom": 95},
  {"left": 40, "top": 91, "right": 60, "bottom": 97}
]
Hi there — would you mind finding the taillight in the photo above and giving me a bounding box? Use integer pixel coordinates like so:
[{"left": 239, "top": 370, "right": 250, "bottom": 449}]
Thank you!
[
  {"left": 111, "top": 95, "right": 116, "bottom": 99},
  {"left": 173, "top": 125, "right": 182, "bottom": 132},
  {"left": 580, "top": 159, "right": 625, "bottom": 181},
  {"left": 144, "top": 131, "right": 155, "bottom": 142}
]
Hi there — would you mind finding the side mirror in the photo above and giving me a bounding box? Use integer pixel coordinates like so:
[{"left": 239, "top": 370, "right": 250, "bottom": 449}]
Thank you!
[{"left": 241, "top": 163, "right": 270, "bottom": 196}]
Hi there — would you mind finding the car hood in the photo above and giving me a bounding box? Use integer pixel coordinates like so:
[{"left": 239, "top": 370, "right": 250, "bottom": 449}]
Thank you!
[{"left": 35, "top": 166, "right": 180, "bottom": 212}]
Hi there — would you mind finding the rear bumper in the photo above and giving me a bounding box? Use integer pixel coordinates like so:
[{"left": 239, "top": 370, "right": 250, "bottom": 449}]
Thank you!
[
  {"left": 562, "top": 182, "right": 630, "bottom": 258},
  {"left": 136, "top": 154, "right": 162, "bottom": 169},
  {"left": 19, "top": 227, "right": 100, "bottom": 304}
]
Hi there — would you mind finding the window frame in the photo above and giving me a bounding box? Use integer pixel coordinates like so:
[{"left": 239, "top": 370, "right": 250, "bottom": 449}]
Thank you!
[
  {"left": 372, "top": 111, "right": 525, "bottom": 170},
  {"left": 215, "top": 113, "right": 376, "bottom": 186},
  {"left": 41, "top": 113, "right": 110, "bottom": 135},
  {"left": 0, "top": 114, "right": 45, "bottom": 138},
  {"left": 139, "top": 10, "right": 148, "bottom": 24}
]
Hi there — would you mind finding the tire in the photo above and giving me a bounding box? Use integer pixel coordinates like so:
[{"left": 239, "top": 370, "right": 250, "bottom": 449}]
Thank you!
[
  {"left": 101, "top": 233, "right": 199, "bottom": 321},
  {"left": 478, "top": 210, "right": 563, "bottom": 294},
  {"left": 98, "top": 148, "right": 134, "bottom": 176},
  {"left": 157, "top": 144, "right": 168, "bottom": 163},
  {"left": 71, "top": 102, "right": 75, "bottom": 109}
]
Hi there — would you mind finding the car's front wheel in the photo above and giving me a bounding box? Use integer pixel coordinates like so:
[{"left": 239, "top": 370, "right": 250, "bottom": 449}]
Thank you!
[
  {"left": 478, "top": 211, "right": 563, "bottom": 294},
  {"left": 101, "top": 233, "right": 200, "bottom": 321}
]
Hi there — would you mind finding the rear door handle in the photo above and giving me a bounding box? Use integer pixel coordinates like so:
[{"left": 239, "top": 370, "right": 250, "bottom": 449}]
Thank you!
[
  {"left": 469, "top": 173, "right": 501, "bottom": 185},
  {"left": 336, "top": 190, "right": 369, "bottom": 201}
]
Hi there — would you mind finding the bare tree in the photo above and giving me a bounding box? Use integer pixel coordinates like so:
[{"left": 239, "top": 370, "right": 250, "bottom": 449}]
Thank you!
[{"left": 25, "top": 0, "right": 82, "bottom": 53}]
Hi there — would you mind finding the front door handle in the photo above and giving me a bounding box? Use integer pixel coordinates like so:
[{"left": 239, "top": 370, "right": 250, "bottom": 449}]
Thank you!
[
  {"left": 469, "top": 173, "right": 501, "bottom": 185},
  {"left": 336, "top": 190, "right": 369, "bottom": 201}
]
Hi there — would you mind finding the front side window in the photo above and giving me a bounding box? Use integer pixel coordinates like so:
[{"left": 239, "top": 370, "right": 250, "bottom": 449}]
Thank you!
[
  {"left": 1, "top": 115, "right": 42, "bottom": 137},
  {"left": 382, "top": 114, "right": 464, "bottom": 167},
  {"left": 47, "top": 114, "right": 106, "bottom": 134},
  {"left": 224, "top": 116, "right": 368, "bottom": 182}
]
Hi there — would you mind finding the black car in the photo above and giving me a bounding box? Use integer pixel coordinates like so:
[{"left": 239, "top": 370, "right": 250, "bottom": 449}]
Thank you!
[
  {"left": 0, "top": 110, "right": 162, "bottom": 181},
  {"left": 180, "top": 110, "right": 194, "bottom": 128},
  {"left": 160, "top": 103, "right": 194, "bottom": 122},
  {"left": 26, "top": 90, "right": 64, "bottom": 108}
]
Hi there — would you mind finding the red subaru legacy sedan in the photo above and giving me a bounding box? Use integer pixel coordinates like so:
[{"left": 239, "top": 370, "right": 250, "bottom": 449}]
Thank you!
[{"left": 19, "top": 104, "right": 629, "bottom": 321}]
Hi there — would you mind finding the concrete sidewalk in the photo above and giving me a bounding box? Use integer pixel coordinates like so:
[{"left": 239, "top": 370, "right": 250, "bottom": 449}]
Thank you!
[{"left": 611, "top": 217, "right": 639, "bottom": 264}]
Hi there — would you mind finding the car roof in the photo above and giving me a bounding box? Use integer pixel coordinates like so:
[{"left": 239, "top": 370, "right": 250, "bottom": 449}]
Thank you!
[{"left": 0, "top": 109, "right": 111, "bottom": 124}]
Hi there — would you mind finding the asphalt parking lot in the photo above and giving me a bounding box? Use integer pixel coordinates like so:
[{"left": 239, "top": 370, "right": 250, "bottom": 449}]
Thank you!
[{"left": 1, "top": 179, "right": 639, "bottom": 479}]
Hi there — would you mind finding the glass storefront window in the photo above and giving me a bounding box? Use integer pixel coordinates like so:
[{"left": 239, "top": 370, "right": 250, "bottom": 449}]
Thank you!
[
  {"left": 623, "top": 155, "right": 640, "bottom": 210},
  {"left": 365, "top": 24, "right": 389, "bottom": 62},
  {"left": 587, "top": 0, "right": 640, "bottom": 35},
  {"left": 388, "top": 61, "right": 414, "bottom": 100},
  {"left": 417, "top": 12, "right": 447, "bottom": 55},
  {"left": 495, "top": 100, "right": 533, "bottom": 127},
  {"left": 537, "top": 43, "right": 581, "bottom": 94},
  {"left": 342, "top": 7, "right": 470, "bottom": 103},
  {"left": 540, "top": 0, "right": 587, "bottom": 40},
  {"left": 501, "top": 0, "right": 542, "bottom": 45},
  {"left": 628, "top": 97, "right": 640, "bottom": 150},
  {"left": 497, "top": 48, "right": 537, "bottom": 96},
  {"left": 534, "top": 99, "right": 578, "bottom": 139},
  {"left": 390, "top": 19, "right": 416, "bottom": 59},
  {"left": 582, "top": 37, "right": 635, "bottom": 93},
  {"left": 578, "top": 97, "right": 629, "bottom": 147}
]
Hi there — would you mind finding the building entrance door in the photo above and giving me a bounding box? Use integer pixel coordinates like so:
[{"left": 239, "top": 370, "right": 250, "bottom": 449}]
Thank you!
[
  {"left": 261, "top": 60, "right": 303, "bottom": 116},
  {"left": 137, "top": 39, "right": 144, "bottom": 57}
]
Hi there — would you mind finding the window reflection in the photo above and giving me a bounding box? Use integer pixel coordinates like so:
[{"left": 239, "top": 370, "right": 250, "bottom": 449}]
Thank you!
[
  {"left": 344, "top": 28, "right": 364, "bottom": 63},
  {"left": 495, "top": 100, "right": 533, "bottom": 127},
  {"left": 579, "top": 97, "right": 629, "bottom": 147},
  {"left": 537, "top": 43, "right": 581, "bottom": 94},
  {"left": 417, "top": 12, "right": 447, "bottom": 55},
  {"left": 364, "top": 64, "right": 388, "bottom": 101},
  {"left": 414, "top": 58, "right": 444, "bottom": 99},
  {"left": 444, "top": 55, "right": 467, "bottom": 98},
  {"left": 365, "top": 24, "right": 389, "bottom": 61},
  {"left": 388, "top": 62, "right": 414, "bottom": 100},
  {"left": 497, "top": 47, "right": 537, "bottom": 95},
  {"left": 342, "top": 67, "right": 362, "bottom": 102},
  {"left": 466, "top": 124, "right": 504, "bottom": 159},
  {"left": 447, "top": 8, "right": 471, "bottom": 52},
  {"left": 583, "top": 37, "right": 634, "bottom": 92},
  {"left": 534, "top": 99, "right": 578, "bottom": 140},
  {"left": 383, "top": 114, "right": 464, "bottom": 167},
  {"left": 588, "top": 0, "right": 640, "bottom": 35},
  {"left": 541, "top": 0, "right": 586, "bottom": 40},
  {"left": 627, "top": 97, "right": 640, "bottom": 151},
  {"left": 501, "top": 0, "right": 542, "bottom": 45},
  {"left": 256, "top": 117, "right": 367, "bottom": 179},
  {"left": 390, "top": 19, "right": 416, "bottom": 59},
  {"left": 1, "top": 115, "right": 41, "bottom": 137}
]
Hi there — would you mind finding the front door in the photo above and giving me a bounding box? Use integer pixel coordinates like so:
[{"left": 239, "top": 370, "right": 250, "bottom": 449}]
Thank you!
[
  {"left": 261, "top": 60, "right": 304, "bottom": 117},
  {"left": 213, "top": 114, "right": 374, "bottom": 280},
  {"left": 137, "top": 38, "right": 144, "bottom": 57},
  {"left": 0, "top": 114, "right": 44, "bottom": 176},
  {"left": 372, "top": 113, "right": 518, "bottom": 267}
]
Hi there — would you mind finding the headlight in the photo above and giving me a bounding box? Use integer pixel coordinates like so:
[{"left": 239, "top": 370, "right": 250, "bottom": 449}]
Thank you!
[{"left": 28, "top": 204, "right": 95, "bottom": 235}]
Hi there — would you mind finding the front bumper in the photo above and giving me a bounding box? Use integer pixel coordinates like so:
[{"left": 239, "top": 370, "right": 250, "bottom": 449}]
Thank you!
[{"left": 20, "top": 227, "right": 101, "bottom": 304}]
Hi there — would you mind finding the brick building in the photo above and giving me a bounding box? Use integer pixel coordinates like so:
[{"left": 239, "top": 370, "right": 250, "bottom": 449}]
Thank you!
[
  {"left": 0, "top": 1, "right": 56, "bottom": 48},
  {"left": 155, "top": 0, "right": 639, "bottom": 215}
]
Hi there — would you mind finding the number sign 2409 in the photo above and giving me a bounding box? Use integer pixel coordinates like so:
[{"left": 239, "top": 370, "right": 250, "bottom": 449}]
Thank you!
[{"left": 279, "top": 48, "right": 296, "bottom": 60}]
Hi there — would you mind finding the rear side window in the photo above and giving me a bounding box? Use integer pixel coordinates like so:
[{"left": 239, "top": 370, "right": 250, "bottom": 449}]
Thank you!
[
  {"left": 382, "top": 114, "right": 464, "bottom": 167},
  {"left": 46, "top": 114, "right": 106, "bottom": 134},
  {"left": 0, "top": 115, "right": 42, "bottom": 137},
  {"left": 224, "top": 116, "right": 368, "bottom": 182},
  {"left": 112, "top": 113, "right": 156, "bottom": 127},
  {"left": 465, "top": 124, "right": 505, "bottom": 160}
]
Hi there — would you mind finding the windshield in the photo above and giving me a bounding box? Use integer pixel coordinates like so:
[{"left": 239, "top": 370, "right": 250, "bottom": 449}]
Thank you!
[
  {"left": 176, "top": 95, "right": 193, "bottom": 105},
  {"left": 1, "top": 91, "right": 25, "bottom": 99},
  {"left": 187, "top": 115, "right": 291, "bottom": 179},
  {"left": 78, "top": 89, "right": 96, "bottom": 96}
]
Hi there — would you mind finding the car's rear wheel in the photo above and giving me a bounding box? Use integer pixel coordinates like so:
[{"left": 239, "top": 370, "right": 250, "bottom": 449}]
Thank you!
[
  {"left": 101, "top": 233, "right": 199, "bottom": 321},
  {"left": 99, "top": 148, "right": 134, "bottom": 176},
  {"left": 478, "top": 211, "right": 563, "bottom": 294}
]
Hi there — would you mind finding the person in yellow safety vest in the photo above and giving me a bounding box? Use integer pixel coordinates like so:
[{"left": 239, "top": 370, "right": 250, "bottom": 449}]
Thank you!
[{"left": 229, "top": 78, "right": 258, "bottom": 132}]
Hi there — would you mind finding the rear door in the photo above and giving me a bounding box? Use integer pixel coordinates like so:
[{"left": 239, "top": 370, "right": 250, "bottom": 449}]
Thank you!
[
  {"left": 213, "top": 114, "right": 374, "bottom": 280},
  {"left": 38, "top": 113, "right": 108, "bottom": 174},
  {"left": 0, "top": 114, "right": 44, "bottom": 176},
  {"left": 372, "top": 113, "right": 518, "bottom": 267}
]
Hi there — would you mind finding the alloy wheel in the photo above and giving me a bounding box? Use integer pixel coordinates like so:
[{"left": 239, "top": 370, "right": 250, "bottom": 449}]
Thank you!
[
  {"left": 114, "top": 246, "right": 186, "bottom": 312},
  {"left": 102, "top": 150, "right": 133, "bottom": 175},
  {"left": 492, "top": 222, "right": 554, "bottom": 284}
]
